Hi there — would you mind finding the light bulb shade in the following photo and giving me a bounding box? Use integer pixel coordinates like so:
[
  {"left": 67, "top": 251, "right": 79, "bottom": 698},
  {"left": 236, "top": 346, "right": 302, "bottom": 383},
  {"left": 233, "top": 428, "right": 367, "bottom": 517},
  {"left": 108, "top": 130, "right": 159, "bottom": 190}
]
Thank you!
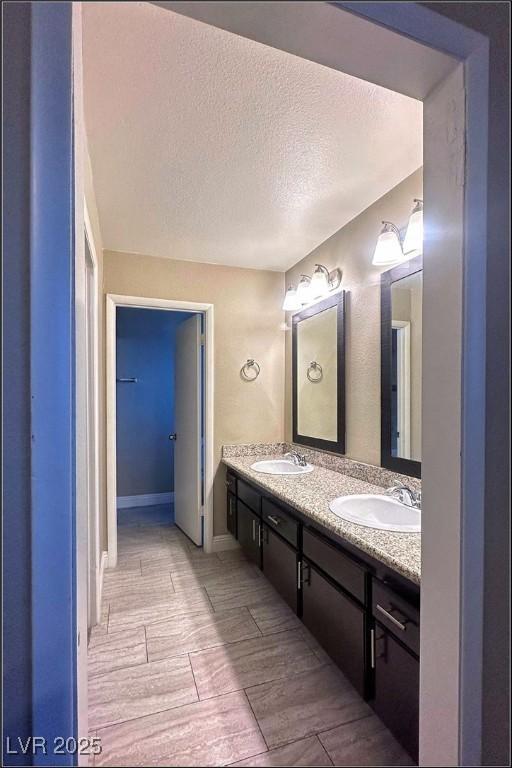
[
  {"left": 372, "top": 222, "right": 403, "bottom": 266},
  {"left": 403, "top": 200, "right": 423, "bottom": 255},
  {"left": 296, "top": 275, "right": 312, "bottom": 304},
  {"left": 282, "top": 286, "right": 301, "bottom": 311},
  {"left": 310, "top": 265, "right": 330, "bottom": 298}
]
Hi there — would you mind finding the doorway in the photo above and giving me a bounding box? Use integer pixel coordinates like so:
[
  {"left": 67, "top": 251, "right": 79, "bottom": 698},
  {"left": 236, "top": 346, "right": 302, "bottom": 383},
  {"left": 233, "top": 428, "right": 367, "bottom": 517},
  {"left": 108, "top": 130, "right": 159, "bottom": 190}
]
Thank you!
[
  {"left": 106, "top": 295, "right": 214, "bottom": 567},
  {"left": 115, "top": 307, "right": 203, "bottom": 542}
]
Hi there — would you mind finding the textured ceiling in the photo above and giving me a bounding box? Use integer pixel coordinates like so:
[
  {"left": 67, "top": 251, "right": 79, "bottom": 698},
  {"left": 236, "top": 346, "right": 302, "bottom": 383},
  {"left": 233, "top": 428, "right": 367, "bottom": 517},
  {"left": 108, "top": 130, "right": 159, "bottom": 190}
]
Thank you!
[{"left": 83, "top": 2, "right": 422, "bottom": 271}]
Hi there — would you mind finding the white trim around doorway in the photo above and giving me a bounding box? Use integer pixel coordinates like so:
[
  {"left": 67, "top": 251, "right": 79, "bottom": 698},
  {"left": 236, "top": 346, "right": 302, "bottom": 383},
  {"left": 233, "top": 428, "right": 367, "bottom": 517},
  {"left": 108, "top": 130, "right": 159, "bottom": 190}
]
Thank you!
[{"left": 106, "top": 294, "right": 215, "bottom": 567}]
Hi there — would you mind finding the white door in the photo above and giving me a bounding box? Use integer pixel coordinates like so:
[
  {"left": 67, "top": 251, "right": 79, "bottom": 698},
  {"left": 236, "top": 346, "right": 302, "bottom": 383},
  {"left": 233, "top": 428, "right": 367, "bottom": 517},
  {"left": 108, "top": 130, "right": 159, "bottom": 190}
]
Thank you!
[{"left": 174, "top": 314, "right": 202, "bottom": 545}]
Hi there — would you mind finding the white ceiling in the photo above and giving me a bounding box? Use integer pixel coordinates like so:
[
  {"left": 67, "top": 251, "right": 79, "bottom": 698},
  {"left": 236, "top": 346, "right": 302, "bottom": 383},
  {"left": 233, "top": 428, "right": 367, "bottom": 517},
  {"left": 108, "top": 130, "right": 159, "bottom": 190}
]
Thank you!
[{"left": 83, "top": 2, "right": 422, "bottom": 272}]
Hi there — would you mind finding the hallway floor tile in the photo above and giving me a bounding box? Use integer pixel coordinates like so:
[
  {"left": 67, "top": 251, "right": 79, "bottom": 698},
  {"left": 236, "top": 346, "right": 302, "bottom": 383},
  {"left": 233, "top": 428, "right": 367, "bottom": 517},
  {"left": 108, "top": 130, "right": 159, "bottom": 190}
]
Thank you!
[{"left": 89, "top": 519, "right": 411, "bottom": 766}]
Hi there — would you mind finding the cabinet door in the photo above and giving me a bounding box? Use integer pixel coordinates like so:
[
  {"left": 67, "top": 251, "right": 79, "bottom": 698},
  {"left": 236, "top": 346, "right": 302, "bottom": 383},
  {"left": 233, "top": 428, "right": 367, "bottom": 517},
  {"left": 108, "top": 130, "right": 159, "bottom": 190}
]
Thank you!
[
  {"left": 237, "top": 500, "right": 261, "bottom": 566},
  {"left": 262, "top": 524, "right": 297, "bottom": 612},
  {"left": 373, "top": 624, "right": 419, "bottom": 761},
  {"left": 302, "top": 559, "right": 365, "bottom": 696},
  {"left": 227, "top": 492, "right": 237, "bottom": 537}
]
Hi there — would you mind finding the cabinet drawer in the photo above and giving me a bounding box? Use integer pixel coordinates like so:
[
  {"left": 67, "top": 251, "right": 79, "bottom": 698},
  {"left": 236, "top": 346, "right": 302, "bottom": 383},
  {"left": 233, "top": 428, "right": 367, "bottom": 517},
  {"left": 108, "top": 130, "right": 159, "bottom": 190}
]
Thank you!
[
  {"left": 262, "top": 498, "right": 299, "bottom": 548},
  {"left": 302, "top": 559, "right": 365, "bottom": 696},
  {"left": 262, "top": 524, "right": 297, "bottom": 612},
  {"left": 227, "top": 492, "right": 237, "bottom": 537},
  {"left": 225, "top": 471, "right": 237, "bottom": 495},
  {"left": 237, "top": 479, "right": 261, "bottom": 516},
  {"left": 303, "top": 527, "right": 365, "bottom": 603},
  {"left": 372, "top": 580, "right": 419, "bottom": 657}
]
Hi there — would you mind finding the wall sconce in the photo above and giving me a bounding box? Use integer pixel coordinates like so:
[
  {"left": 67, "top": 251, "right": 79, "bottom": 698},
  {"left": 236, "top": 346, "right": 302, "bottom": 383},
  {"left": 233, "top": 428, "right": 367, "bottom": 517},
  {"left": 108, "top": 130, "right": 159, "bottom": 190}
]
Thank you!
[
  {"left": 282, "top": 264, "right": 342, "bottom": 310},
  {"left": 403, "top": 198, "right": 423, "bottom": 255},
  {"left": 311, "top": 264, "right": 342, "bottom": 299},
  {"left": 296, "top": 275, "right": 312, "bottom": 304},
  {"left": 282, "top": 285, "right": 302, "bottom": 311},
  {"left": 372, "top": 198, "right": 424, "bottom": 267},
  {"left": 372, "top": 221, "right": 404, "bottom": 266}
]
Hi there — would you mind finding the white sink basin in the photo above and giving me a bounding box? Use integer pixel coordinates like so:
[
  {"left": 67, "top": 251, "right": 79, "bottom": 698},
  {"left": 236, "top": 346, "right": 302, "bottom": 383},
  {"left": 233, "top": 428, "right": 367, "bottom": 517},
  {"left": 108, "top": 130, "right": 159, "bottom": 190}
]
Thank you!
[
  {"left": 251, "top": 459, "right": 314, "bottom": 475},
  {"left": 329, "top": 494, "right": 420, "bottom": 532}
]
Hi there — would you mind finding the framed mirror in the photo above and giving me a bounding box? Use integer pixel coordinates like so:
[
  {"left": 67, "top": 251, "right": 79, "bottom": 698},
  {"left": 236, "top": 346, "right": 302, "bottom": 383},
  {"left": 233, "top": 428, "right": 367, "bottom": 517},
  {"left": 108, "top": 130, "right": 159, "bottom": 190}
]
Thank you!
[
  {"left": 381, "top": 255, "right": 422, "bottom": 478},
  {"left": 292, "top": 292, "right": 346, "bottom": 454}
]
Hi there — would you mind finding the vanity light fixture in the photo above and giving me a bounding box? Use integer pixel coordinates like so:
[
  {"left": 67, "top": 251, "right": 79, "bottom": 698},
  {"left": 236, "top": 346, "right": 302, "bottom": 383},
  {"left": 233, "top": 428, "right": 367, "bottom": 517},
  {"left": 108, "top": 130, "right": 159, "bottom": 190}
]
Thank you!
[
  {"left": 310, "top": 264, "right": 342, "bottom": 299},
  {"left": 282, "top": 265, "right": 341, "bottom": 311},
  {"left": 282, "top": 285, "right": 302, "bottom": 311},
  {"left": 296, "top": 274, "right": 312, "bottom": 304},
  {"left": 403, "top": 198, "right": 423, "bottom": 255},
  {"left": 372, "top": 221, "right": 404, "bottom": 267}
]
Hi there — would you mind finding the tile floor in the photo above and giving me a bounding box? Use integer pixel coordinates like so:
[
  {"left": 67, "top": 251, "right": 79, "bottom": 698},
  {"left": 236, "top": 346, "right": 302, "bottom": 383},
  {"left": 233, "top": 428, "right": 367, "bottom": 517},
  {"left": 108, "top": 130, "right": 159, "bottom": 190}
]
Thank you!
[{"left": 88, "top": 513, "right": 413, "bottom": 767}]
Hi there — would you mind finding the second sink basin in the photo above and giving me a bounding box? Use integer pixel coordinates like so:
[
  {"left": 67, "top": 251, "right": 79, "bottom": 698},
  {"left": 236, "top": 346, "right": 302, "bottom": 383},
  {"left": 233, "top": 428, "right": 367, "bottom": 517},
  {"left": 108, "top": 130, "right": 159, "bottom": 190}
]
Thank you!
[
  {"left": 329, "top": 494, "right": 421, "bottom": 532},
  {"left": 251, "top": 459, "right": 314, "bottom": 475}
]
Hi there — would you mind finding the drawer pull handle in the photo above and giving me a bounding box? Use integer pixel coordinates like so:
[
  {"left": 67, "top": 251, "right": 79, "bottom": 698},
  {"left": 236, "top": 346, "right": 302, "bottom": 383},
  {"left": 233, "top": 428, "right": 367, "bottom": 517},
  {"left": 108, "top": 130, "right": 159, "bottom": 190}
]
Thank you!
[
  {"left": 370, "top": 628, "right": 375, "bottom": 668},
  {"left": 376, "top": 604, "right": 407, "bottom": 632},
  {"left": 268, "top": 515, "right": 281, "bottom": 526}
]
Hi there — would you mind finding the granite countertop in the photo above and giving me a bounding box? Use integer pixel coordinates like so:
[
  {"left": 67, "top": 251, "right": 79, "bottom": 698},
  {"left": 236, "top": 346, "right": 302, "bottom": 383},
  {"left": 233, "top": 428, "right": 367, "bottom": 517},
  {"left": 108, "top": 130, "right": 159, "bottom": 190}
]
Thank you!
[{"left": 222, "top": 454, "right": 421, "bottom": 585}]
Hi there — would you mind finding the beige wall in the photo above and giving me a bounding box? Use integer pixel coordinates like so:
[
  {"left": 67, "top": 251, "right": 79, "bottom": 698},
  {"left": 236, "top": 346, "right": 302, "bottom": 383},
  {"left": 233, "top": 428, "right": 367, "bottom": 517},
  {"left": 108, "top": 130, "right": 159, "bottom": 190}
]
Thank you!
[
  {"left": 284, "top": 167, "right": 423, "bottom": 466},
  {"left": 102, "top": 251, "right": 285, "bottom": 535}
]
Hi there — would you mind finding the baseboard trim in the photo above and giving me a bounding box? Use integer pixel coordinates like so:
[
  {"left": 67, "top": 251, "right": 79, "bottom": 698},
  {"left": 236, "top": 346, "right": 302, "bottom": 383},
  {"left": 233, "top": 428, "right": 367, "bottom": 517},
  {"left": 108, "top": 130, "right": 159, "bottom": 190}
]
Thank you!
[
  {"left": 117, "top": 492, "right": 174, "bottom": 509},
  {"left": 211, "top": 534, "right": 240, "bottom": 552}
]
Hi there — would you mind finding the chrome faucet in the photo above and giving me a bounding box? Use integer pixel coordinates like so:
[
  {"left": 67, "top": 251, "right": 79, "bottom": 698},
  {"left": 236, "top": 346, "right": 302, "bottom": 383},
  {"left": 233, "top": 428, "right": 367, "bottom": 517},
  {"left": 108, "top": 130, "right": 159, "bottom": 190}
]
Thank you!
[
  {"left": 284, "top": 450, "right": 308, "bottom": 467},
  {"left": 385, "top": 485, "right": 421, "bottom": 509}
]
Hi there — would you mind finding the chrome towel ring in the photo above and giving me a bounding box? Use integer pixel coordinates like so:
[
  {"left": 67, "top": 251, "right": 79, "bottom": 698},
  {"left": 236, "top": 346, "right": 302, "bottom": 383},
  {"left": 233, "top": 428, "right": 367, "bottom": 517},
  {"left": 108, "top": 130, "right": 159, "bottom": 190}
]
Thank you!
[
  {"left": 241, "top": 359, "right": 260, "bottom": 381},
  {"left": 307, "top": 361, "right": 323, "bottom": 383}
]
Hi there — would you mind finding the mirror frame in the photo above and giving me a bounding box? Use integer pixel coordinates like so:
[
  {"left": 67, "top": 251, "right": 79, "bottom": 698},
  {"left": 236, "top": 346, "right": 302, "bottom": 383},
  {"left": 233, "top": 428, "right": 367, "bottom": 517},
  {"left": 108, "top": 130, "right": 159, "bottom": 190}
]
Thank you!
[
  {"left": 381, "top": 254, "right": 422, "bottom": 478},
  {"left": 292, "top": 291, "right": 346, "bottom": 454}
]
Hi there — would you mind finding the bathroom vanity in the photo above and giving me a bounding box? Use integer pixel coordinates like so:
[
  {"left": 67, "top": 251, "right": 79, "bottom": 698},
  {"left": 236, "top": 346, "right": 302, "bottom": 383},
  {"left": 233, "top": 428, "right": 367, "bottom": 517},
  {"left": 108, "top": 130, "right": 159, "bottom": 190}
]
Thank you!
[
  {"left": 222, "top": 252, "right": 424, "bottom": 760},
  {"left": 223, "top": 454, "right": 421, "bottom": 761}
]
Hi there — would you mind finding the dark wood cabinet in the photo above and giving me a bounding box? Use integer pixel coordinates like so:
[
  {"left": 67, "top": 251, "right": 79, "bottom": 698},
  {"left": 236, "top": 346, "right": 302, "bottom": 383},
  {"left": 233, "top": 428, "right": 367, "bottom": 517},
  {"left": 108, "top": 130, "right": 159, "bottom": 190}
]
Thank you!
[
  {"left": 372, "top": 579, "right": 419, "bottom": 656},
  {"left": 302, "top": 558, "right": 366, "bottom": 696},
  {"left": 227, "top": 468, "right": 420, "bottom": 759},
  {"left": 225, "top": 471, "right": 237, "bottom": 495},
  {"left": 237, "top": 478, "right": 261, "bottom": 515},
  {"left": 226, "top": 491, "right": 237, "bottom": 537},
  {"left": 372, "top": 623, "right": 419, "bottom": 761},
  {"left": 262, "top": 524, "right": 297, "bottom": 612},
  {"left": 262, "top": 498, "right": 299, "bottom": 548},
  {"left": 236, "top": 499, "right": 261, "bottom": 566},
  {"left": 303, "top": 527, "right": 366, "bottom": 603}
]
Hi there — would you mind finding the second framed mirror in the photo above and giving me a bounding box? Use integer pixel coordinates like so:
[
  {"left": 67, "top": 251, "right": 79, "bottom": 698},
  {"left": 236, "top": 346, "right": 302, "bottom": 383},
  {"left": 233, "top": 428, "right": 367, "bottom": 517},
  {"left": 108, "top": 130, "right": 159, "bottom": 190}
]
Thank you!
[{"left": 381, "top": 255, "right": 422, "bottom": 478}]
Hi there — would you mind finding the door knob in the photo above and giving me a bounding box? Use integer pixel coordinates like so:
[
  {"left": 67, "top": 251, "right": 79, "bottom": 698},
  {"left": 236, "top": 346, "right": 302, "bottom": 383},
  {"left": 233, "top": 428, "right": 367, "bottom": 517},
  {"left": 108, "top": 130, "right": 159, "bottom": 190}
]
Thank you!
[{"left": 168, "top": 433, "right": 177, "bottom": 441}]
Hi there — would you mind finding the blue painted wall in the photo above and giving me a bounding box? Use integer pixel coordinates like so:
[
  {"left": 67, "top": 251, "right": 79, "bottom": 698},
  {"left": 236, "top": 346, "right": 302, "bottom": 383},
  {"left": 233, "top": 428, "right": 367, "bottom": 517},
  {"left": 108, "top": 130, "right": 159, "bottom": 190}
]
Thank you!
[
  {"left": 30, "top": 4, "right": 76, "bottom": 764},
  {"left": 3, "top": 4, "right": 33, "bottom": 762},
  {"left": 116, "top": 309, "right": 190, "bottom": 497},
  {"left": 3, "top": 3, "right": 76, "bottom": 765}
]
